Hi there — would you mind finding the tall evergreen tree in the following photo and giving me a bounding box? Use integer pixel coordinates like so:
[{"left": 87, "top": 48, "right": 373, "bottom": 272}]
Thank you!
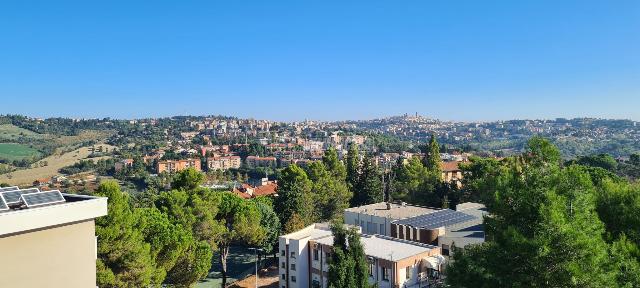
[
  {"left": 327, "top": 222, "right": 370, "bottom": 288},
  {"left": 307, "top": 161, "right": 352, "bottom": 221},
  {"left": 274, "top": 164, "right": 313, "bottom": 228},
  {"left": 346, "top": 144, "right": 360, "bottom": 192},
  {"left": 323, "top": 147, "right": 347, "bottom": 180},
  {"left": 423, "top": 134, "right": 442, "bottom": 172},
  {"left": 352, "top": 154, "right": 383, "bottom": 206}
]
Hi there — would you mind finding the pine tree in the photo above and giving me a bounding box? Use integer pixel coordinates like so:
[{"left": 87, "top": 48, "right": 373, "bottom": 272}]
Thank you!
[
  {"left": 346, "top": 144, "right": 360, "bottom": 193},
  {"left": 423, "top": 134, "right": 442, "bottom": 173},
  {"left": 327, "top": 222, "right": 369, "bottom": 288},
  {"left": 274, "top": 164, "right": 313, "bottom": 227},
  {"left": 95, "top": 181, "right": 154, "bottom": 288},
  {"left": 352, "top": 154, "right": 383, "bottom": 206}
]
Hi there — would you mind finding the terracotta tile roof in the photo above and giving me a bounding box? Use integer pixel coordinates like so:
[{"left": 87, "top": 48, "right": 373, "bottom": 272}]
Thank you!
[
  {"left": 253, "top": 182, "right": 277, "bottom": 197},
  {"left": 440, "top": 161, "right": 461, "bottom": 172},
  {"left": 234, "top": 190, "right": 252, "bottom": 199}
]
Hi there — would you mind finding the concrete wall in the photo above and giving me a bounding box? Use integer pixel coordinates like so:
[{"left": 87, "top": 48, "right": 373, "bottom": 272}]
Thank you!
[
  {"left": 344, "top": 211, "right": 392, "bottom": 236},
  {"left": 0, "top": 220, "right": 97, "bottom": 288}
]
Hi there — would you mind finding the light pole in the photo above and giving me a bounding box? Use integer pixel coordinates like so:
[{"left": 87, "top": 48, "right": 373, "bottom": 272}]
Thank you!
[{"left": 248, "top": 247, "right": 264, "bottom": 288}]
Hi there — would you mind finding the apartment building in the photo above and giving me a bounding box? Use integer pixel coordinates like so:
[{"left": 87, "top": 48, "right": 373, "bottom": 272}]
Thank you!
[
  {"left": 245, "top": 156, "right": 277, "bottom": 168},
  {"left": 206, "top": 155, "right": 241, "bottom": 171},
  {"left": 279, "top": 223, "right": 444, "bottom": 288},
  {"left": 0, "top": 186, "right": 108, "bottom": 288},
  {"left": 156, "top": 158, "right": 201, "bottom": 173}
]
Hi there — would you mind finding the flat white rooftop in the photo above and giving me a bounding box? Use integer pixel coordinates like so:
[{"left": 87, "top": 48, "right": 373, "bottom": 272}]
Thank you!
[
  {"left": 0, "top": 194, "right": 107, "bottom": 237},
  {"left": 344, "top": 202, "right": 437, "bottom": 219},
  {"left": 308, "top": 226, "right": 438, "bottom": 261}
]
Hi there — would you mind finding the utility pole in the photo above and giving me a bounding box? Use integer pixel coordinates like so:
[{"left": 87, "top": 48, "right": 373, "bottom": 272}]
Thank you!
[{"left": 248, "top": 247, "right": 263, "bottom": 288}]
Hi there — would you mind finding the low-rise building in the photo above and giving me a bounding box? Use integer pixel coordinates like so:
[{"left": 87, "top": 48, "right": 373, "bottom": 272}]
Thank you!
[
  {"left": 114, "top": 158, "right": 134, "bottom": 172},
  {"left": 440, "top": 161, "right": 463, "bottom": 187},
  {"left": 346, "top": 202, "right": 485, "bottom": 255},
  {"left": 0, "top": 187, "right": 107, "bottom": 288},
  {"left": 344, "top": 202, "right": 438, "bottom": 236},
  {"left": 245, "top": 156, "right": 277, "bottom": 168},
  {"left": 156, "top": 158, "right": 201, "bottom": 173},
  {"left": 206, "top": 156, "right": 241, "bottom": 171},
  {"left": 279, "top": 223, "right": 444, "bottom": 288}
]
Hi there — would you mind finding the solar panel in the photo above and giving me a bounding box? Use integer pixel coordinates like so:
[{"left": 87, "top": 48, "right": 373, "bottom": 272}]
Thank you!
[
  {"left": 393, "top": 209, "right": 477, "bottom": 230},
  {"left": 21, "top": 190, "right": 65, "bottom": 208},
  {"left": 0, "top": 188, "right": 40, "bottom": 205},
  {"left": 0, "top": 186, "right": 19, "bottom": 192},
  {"left": 0, "top": 196, "right": 9, "bottom": 211}
]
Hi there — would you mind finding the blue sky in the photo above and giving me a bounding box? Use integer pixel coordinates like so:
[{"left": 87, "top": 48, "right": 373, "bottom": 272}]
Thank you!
[{"left": 0, "top": 0, "right": 638, "bottom": 122}]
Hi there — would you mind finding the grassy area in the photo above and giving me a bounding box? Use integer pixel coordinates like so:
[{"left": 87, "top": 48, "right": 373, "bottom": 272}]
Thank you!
[
  {"left": 0, "top": 143, "right": 42, "bottom": 161},
  {"left": 0, "top": 124, "right": 42, "bottom": 141},
  {"left": 0, "top": 144, "right": 115, "bottom": 185}
]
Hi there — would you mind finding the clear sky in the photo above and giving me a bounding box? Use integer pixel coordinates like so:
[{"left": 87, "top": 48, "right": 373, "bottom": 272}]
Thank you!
[{"left": 0, "top": 0, "right": 638, "bottom": 122}]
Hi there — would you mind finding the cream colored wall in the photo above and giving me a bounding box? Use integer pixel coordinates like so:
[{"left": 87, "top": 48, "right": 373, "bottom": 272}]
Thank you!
[{"left": 0, "top": 220, "right": 96, "bottom": 288}]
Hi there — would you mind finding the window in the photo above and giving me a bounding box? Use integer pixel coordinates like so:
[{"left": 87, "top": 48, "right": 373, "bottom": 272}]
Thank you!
[
  {"left": 281, "top": 262, "right": 285, "bottom": 269},
  {"left": 379, "top": 223, "right": 385, "bottom": 235},
  {"left": 281, "top": 250, "right": 285, "bottom": 256},
  {"left": 369, "top": 263, "right": 374, "bottom": 276},
  {"left": 406, "top": 266, "right": 411, "bottom": 279},
  {"left": 281, "top": 274, "right": 286, "bottom": 280},
  {"left": 290, "top": 252, "right": 296, "bottom": 259},
  {"left": 291, "top": 264, "right": 296, "bottom": 271},
  {"left": 291, "top": 276, "right": 297, "bottom": 283},
  {"left": 382, "top": 268, "right": 390, "bottom": 281},
  {"left": 313, "top": 248, "right": 319, "bottom": 261},
  {"left": 442, "top": 244, "right": 450, "bottom": 256}
]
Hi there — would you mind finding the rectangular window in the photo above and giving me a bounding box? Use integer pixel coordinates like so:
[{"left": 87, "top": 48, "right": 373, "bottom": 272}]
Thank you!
[
  {"left": 313, "top": 248, "right": 319, "bottom": 260},
  {"left": 382, "top": 268, "right": 390, "bottom": 281},
  {"left": 290, "top": 252, "right": 296, "bottom": 259},
  {"left": 281, "top": 274, "right": 285, "bottom": 280},
  {"left": 281, "top": 250, "right": 285, "bottom": 256},
  {"left": 369, "top": 263, "right": 374, "bottom": 276},
  {"left": 291, "top": 276, "right": 297, "bottom": 283},
  {"left": 281, "top": 262, "right": 285, "bottom": 269},
  {"left": 291, "top": 264, "right": 296, "bottom": 271},
  {"left": 406, "top": 266, "right": 411, "bottom": 279},
  {"left": 380, "top": 223, "right": 385, "bottom": 235}
]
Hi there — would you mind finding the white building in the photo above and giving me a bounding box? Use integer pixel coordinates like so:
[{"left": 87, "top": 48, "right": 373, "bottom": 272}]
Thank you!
[{"left": 279, "top": 223, "right": 445, "bottom": 288}]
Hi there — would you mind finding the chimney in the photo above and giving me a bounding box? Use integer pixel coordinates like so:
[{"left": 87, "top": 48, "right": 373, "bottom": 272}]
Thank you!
[{"left": 386, "top": 202, "right": 392, "bottom": 210}]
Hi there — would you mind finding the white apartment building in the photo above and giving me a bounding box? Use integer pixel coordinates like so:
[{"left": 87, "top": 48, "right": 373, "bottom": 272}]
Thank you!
[{"left": 279, "top": 223, "right": 444, "bottom": 288}]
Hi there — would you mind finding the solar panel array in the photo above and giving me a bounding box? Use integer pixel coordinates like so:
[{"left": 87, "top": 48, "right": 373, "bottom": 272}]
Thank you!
[
  {"left": 0, "top": 186, "right": 19, "bottom": 192},
  {"left": 1, "top": 188, "right": 40, "bottom": 205},
  {"left": 21, "top": 190, "right": 66, "bottom": 208},
  {"left": 0, "top": 196, "right": 8, "bottom": 211},
  {"left": 0, "top": 187, "right": 68, "bottom": 210},
  {"left": 393, "top": 209, "right": 477, "bottom": 230}
]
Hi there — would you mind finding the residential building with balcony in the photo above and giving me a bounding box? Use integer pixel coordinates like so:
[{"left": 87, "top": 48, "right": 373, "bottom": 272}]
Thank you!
[{"left": 156, "top": 158, "right": 201, "bottom": 173}]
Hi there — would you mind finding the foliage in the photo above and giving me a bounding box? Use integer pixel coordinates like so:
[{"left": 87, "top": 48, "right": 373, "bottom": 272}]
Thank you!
[
  {"left": 352, "top": 154, "right": 383, "bottom": 206},
  {"left": 95, "top": 181, "right": 154, "bottom": 288},
  {"left": 171, "top": 167, "right": 205, "bottom": 190},
  {"left": 423, "top": 134, "right": 442, "bottom": 173},
  {"left": 327, "top": 222, "right": 370, "bottom": 288},
  {"left": 274, "top": 164, "right": 313, "bottom": 228},
  {"left": 307, "top": 161, "right": 352, "bottom": 221},
  {"left": 252, "top": 197, "right": 281, "bottom": 254},
  {"left": 447, "top": 138, "right": 639, "bottom": 288}
]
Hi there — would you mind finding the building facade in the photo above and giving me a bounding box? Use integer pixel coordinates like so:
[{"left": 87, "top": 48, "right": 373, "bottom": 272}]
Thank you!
[
  {"left": 206, "top": 155, "right": 241, "bottom": 171},
  {"left": 156, "top": 158, "right": 201, "bottom": 173},
  {"left": 279, "top": 224, "right": 444, "bottom": 288}
]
